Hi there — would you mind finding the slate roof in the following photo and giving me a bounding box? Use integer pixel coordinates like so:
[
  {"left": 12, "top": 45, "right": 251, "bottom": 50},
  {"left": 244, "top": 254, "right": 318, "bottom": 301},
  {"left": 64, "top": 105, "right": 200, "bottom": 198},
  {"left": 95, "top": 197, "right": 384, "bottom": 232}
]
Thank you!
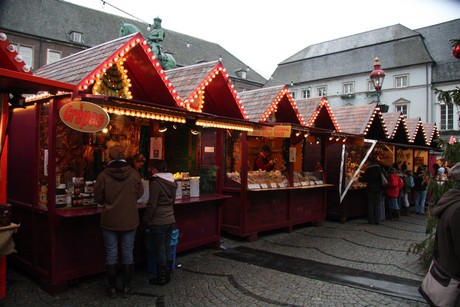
[
  {"left": 331, "top": 103, "right": 388, "bottom": 138},
  {"left": 238, "top": 85, "right": 305, "bottom": 125},
  {"left": 416, "top": 19, "right": 460, "bottom": 84},
  {"left": 0, "top": 0, "right": 267, "bottom": 85},
  {"left": 34, "top": 32, "right": 181, "bottom": 107},
  {"left": 166, "top": 61, "right": 247, "bottom": 119},
  {"left": 295, "top": 98, "right": 340, "bottom": 131},
  {"left": 265, "top": 24, "right": 433, "bottom": 87}
]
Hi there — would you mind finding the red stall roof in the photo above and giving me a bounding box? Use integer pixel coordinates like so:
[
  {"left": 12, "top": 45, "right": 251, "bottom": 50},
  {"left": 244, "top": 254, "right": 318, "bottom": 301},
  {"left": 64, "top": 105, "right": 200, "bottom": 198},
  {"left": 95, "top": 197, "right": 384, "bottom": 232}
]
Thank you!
[
  {"left": 296, "top": 97, "right": 340, "bottom": 131},
  {"left": 332, "top": 103, "right": 388, "bottom": 139},
  {"left": 166, "top": 61, "right": 247, "bottom": 120},
  {"left": 382, "top": 112, "right": 410, "bottom": 143},
  {"left": 34, "top": 33, "right": 181, "bottom": 108},
  {"left": 239, "top": 85, "right": 305, "bottom": 125},
  {"left": 0, "top": 32, "right": 74, "bottom": 94}
]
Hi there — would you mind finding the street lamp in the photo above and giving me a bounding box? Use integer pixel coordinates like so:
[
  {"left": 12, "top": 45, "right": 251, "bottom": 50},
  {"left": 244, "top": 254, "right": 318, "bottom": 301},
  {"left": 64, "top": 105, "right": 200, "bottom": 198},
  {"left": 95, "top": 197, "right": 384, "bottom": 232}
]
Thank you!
[{"left": 370, "top": 57, "right": 388, "bottom": 112}]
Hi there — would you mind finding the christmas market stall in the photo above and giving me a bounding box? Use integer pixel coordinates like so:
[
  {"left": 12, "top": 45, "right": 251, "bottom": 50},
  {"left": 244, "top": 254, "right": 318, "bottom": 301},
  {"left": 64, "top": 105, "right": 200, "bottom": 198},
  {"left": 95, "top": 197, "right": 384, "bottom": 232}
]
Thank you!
[
  {"left": 0, "top": 31, "right": 75, "bottom": 298},
  {"left": 6, "top": 33, "right": 248, "bottom": 293},
  {"left": 222, "top": 87, "right": 338, "bottom": 240},
  {"left": 163, "top": 60, "right": 254, "bottom": 252},
  {"left": 326, "top": 103, "right": 388, "bottom": 222}
]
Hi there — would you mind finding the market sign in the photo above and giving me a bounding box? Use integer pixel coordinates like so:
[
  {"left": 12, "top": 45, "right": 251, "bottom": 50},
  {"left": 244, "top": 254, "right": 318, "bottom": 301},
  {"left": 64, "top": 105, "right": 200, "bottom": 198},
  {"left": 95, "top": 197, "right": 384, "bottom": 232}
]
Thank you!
[
  {"left": 248, "top": 125, "right": 291, "bottom": 138},
  {"left": 59, "top": 100, "right": 110, "bottom": 133}
]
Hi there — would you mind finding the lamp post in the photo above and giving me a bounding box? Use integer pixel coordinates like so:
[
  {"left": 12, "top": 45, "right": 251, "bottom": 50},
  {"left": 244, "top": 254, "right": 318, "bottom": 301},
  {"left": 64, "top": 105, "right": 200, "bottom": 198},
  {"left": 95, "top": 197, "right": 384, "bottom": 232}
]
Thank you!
[{"left": 370, "top": 57, "right": 388, "bottom": 112}]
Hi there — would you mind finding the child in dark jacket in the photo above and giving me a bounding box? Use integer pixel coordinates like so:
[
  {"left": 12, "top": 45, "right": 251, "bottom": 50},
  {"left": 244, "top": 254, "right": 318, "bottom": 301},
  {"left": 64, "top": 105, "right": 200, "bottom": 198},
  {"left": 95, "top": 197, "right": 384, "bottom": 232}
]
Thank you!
[{"left": 386, "top": 168, "right": 404, "bottom": 220}]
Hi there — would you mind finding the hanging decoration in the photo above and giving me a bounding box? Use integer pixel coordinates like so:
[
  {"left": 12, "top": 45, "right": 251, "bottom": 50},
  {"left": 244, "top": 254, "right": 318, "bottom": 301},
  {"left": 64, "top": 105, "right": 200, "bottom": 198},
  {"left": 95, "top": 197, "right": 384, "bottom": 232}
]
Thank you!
[
  {"left": 451, "top": 38, "right": 460, "bottom": 59},
  {"left": 92, "top": 58, "right": 132, "bottom": 99}
]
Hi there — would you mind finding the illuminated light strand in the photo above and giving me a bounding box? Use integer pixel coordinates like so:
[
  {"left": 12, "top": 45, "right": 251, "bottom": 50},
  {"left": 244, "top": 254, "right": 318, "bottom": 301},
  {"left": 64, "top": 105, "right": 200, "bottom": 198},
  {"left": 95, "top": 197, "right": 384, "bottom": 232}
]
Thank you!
[
  {"left": 102, "top": 106, "right": 186, "bottom": 123},
  {"left": 195, "top": 119, "right": 253, "bottom": 132}
]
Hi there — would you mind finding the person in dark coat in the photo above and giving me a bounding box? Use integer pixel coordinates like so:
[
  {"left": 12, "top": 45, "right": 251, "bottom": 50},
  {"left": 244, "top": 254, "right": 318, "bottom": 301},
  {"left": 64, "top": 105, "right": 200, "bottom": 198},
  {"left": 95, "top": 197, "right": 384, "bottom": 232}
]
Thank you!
[
  {"left": 254, "top": 145, "right": 276, "bottom": 171},
  {"left": 143, "top": 160, "right": 177, "bottom": 285},
  {"left": 360, "top": 157, "right": 384, "bottom": 224},
  {"left": 427, "top": 162, "right": 460, "bottom": 306},
  {"left": 94, "top": 145, "right": 144, "bottom": 298}
]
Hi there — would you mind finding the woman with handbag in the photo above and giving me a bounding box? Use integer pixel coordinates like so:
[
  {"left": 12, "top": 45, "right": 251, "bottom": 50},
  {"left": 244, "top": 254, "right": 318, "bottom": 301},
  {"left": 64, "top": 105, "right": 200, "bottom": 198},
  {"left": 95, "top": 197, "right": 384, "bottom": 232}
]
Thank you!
[{"left": 419, "top": 162, "right": 460, "bottom": 307}]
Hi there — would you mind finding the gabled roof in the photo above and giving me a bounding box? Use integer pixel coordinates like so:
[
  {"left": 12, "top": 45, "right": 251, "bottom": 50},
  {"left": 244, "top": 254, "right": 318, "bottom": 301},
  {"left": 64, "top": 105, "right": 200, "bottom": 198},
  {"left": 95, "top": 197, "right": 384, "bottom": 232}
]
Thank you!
[
  {"left": 382, "top": 112, "right": 410, "bottom": 143},
  {"left": 0, "top": 32, "right": 32, "bottom": 74},
  {"left": 34, "top": 33, "right": 181, "bottom": 107},
  {"left": 166, "top": 61, "right": 247, "bottom": 119},
  {"left": 405, "top": 117, "right": 427, "bottom": 145},
  {"left": 0, "top": 31, "right": 73, "bottom": 94},
  {"left": 296, "top": 97, "right": 340, "bottom": 131},
  {"left": 421, "top": 122, "right": 439, "bottom": 146},
  {"left": 238, "top": 85, "right": 305, "bottom": 124},
  {"left": 331, "top": 103, "right": 388, "bottom": 139}
]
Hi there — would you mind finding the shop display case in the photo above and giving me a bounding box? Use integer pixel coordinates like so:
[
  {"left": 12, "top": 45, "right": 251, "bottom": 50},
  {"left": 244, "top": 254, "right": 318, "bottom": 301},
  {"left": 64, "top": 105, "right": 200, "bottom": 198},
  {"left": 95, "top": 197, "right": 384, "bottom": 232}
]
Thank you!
[{"left": 221, "top": 130, "right": 332, "bottom": 241}]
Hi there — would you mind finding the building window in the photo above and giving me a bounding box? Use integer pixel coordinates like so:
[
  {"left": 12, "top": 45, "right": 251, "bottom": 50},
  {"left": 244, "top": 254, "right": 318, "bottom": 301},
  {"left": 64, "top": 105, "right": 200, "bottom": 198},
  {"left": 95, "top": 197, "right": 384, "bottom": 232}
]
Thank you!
[
  {"left": 235, "top": 69, "right": 247, "bottom": 79},
  {"left": 47, "top": 49, "right": 62, "bottom": 64},
  {"left": 69, "top": 31, "right": 83, "bottom": 43},
  {"left": 440, "top": 103, "right": 454, "bottom": 130},
  {"left": 317, "top": 86, "right": 327, "bottom": 97},
  {"left": 11, "top": 43, "right": 33, "bottom": 68},
  {"left": 395, "top": 105, "right": 408, "bottom": 116},
  {"left": 394, "top": 75, "right": 409, "bottom": 88},
  {"left": 342, "top": 82, "right": 354, "bottom": 94},
  {"left": 290, "top": 91, "right": 296, "bottom": 99},
  {"left": 301, "top": 88, "right": 311, "bottom": 99}
]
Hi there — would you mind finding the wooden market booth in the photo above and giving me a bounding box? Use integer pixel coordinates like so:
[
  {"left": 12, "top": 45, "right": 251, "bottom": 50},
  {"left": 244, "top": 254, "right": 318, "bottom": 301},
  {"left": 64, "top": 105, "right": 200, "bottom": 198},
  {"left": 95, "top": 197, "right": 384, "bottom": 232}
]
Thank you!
[
  {"left": 6, "top": 33, "right": 250, "bottom": 293},
  {"left": 0, "top": 32, "right": 76, "bottom": 298},
  {"left": 326, "top": 103, "right": 388, "bottom": 222},
  {"left": 221, "top": 87, "right": 339, "bottom": 240},
  {"left": 326, "top": 103, "right": 441, "bottom": 222}
]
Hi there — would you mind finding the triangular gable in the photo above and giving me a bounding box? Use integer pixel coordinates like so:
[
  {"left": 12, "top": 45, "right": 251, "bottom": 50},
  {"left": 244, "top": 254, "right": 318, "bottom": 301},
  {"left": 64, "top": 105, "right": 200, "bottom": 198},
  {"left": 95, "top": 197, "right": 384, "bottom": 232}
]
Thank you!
[
  {"left": 0, "top": 32, "right": 32, "bottom": 73},
  {"left": 382, "top": 112, "right": 410, "bottom": 143},
  {"left": 405, "top": 117, "right": 427, "bottom": 145},
  {"left": 239, "top": 85, "right": 305, "bottom": 124},
  {"left": 423, "top": 123, "right": 439, "bottom": 146},
  {"left": 296, "top": 98, "right": 340, "bottom": 131},
  {"left": 166, "top": 61, "right": 247, "bottom": 119},
  {"left": 34, "top": 33, "right": 181, "bottom": 107},
  {"left": 332, "top": 103, "right": 388, "bottom": 138}
]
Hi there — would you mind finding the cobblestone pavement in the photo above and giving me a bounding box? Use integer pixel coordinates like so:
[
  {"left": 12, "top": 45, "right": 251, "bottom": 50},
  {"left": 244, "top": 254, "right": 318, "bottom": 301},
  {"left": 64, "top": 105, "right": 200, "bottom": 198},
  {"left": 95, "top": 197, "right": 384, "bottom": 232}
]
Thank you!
[{"left": 1, "top": 211, "right": 430, "bottom": 307}]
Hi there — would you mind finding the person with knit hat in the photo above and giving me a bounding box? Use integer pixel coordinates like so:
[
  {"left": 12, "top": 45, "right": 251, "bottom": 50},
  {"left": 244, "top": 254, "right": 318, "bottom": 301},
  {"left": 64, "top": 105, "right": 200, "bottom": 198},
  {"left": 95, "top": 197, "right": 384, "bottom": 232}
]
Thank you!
[{"left": 420, "top": 162, "right": 460, "bottom": 306}]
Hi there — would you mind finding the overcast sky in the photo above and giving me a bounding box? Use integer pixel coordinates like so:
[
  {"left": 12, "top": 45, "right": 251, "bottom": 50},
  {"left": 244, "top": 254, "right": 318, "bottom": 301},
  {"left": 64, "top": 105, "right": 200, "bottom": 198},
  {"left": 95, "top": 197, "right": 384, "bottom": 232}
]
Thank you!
[{"left": 66, "top": 0, "right": 460, "bottom": 79}]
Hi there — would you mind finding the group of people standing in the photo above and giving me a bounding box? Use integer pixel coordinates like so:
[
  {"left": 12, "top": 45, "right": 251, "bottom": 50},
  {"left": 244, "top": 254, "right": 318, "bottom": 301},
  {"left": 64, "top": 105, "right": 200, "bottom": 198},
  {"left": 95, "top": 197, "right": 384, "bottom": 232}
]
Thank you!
[
  {"left": 360, "top": 157, "right": 443, "bottom": 224},
  {"left": 93, "top": 145, "right": 177, "bottom": 298}
]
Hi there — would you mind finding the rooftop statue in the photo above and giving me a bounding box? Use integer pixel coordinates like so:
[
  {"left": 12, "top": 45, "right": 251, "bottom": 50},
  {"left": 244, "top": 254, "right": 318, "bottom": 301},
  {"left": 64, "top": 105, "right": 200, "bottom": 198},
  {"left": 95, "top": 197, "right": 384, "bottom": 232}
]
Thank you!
[{"left": 119, "top": 18, "right": 176, "bottom": 70}]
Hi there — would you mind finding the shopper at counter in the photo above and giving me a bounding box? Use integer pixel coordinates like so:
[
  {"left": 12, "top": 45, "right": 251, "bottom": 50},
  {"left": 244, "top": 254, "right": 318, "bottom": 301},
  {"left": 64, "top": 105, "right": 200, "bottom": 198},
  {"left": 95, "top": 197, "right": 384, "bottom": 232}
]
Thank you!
[
  {"left": 94, "top": 145, "right": 144, "bottom": 298},
  {"left": 359, "top": 157, "right": 384, "bottom": 224},
  {"left": 254, "top": 145, "right": 276, "bottom": 171},
  {"left": 127, "top": 153, "right": 146, "bottom": 177},
  {"left": 143, "top": 160, "right": 177, "bottom": 286}
]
